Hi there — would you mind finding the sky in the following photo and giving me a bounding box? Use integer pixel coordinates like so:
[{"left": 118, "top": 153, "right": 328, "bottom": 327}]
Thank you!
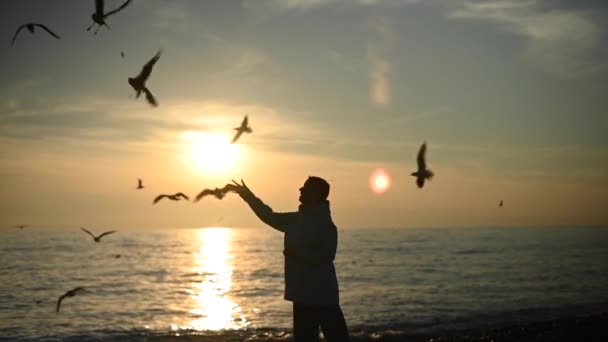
[{"left": 1, "top": 0, "right": 607, "bottom": 230}]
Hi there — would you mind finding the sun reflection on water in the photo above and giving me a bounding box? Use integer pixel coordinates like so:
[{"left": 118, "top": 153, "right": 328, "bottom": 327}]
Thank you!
[{"left": 185, "top": 228, "right": 248, "bottom": 331}]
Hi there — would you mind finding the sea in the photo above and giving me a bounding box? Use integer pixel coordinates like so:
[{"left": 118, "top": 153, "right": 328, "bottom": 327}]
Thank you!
[{"left": 1, "top": 226, "right": 607, "bottom": 341}]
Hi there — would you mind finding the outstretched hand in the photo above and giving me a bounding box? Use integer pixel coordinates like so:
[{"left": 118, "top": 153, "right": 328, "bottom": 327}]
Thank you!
[{"left": 222, "top": 179, "right": 252, "bottom": 197}]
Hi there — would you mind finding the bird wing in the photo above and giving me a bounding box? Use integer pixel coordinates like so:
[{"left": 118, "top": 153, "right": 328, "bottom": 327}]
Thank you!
[
  {"left": 143, "top": 88, "right": 158, "bottom": 107},
  {"left": 80, "top": 227, "right": 96, "bottom": 238},
  {"left": 175, "top": 192, "right": 190, "bottom": 200},
  {"left": 10, "top": 24, "right": 27, "bottom": 46},
  {"left": 72, "top": 287, "right": 87, "bottom": 294},
  {"left": 97, "top": 230, "right": 117, "bottom": 239},
  {"left": 153, "top": 194, "right": 167, "bottom": 204},
  {"left": 231, "top": 130, "right": 244, "bottom": 144},
  {"left": 138, "top": 178, "right": 143, "bottom": 187},
  {"left": 56, "top": 294, "right": 66, "bottom": 313},
  {"left": 136, "top": 49, "right": 162, "bottom": 82},
  {"left": 95, "top": 0, "right": 104, "bottom": 15},
  {"left": 104, "top": 0, "right": 132, "bottom": 17},
  {"left": 416, "top": 142, "right": 427, "bottom": 170},
  {"left": 194, "top": 189, "right": 214, "bottom": 202},
  {"left": 35, "top": 24, "right": 61, "bottom": 39},
  {"left": 416, "top": 177, "right": 425, "bottom": 188},
  {"left": 242, "top": 115, "right": 248, "bottom": 128}
]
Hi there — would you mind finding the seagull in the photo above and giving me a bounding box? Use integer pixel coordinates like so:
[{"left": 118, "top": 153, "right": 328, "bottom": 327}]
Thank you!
[
  {"left": 128, "top": 49, "right": 161, "bottom": 107},
  {"left": 231, "top": 115, "right": 252, "bottom": 144},
  {"left": 194, "top": 185, "right": 232, "bottom": 202},
  {"left": 15, "top": 225, "right": 27, "bottom": 230},
  {"left": 499, "top": 200, "right": 504, "bottom": 207},
  {"left": 137, "top": 178, "right": 144, "bottom": 189},
  {"left": 10, "top": 23, "right": 60, "bottom": 47},
  {"left": 87, "top": 0, "right": 132, "bottom": 35},
  {"left": 80, "top": 227, "right": 117, "bottom": 242},
  {"left": 153, "top": 192, "right": 189, "bottom": 204},
  {"left": 56, "top": 287, "right": 87, "bottom": 313},
  {"left": 410, "top": 142, "right": 434, "bottom": 189}
]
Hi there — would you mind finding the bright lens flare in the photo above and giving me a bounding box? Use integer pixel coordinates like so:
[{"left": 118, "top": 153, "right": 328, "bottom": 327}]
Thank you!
[
  {"left": 370, "top": 169, "right": 391, "bottom": 194},
  {"left": 189, "top": 132, "right": 239, "bottom": 174}
]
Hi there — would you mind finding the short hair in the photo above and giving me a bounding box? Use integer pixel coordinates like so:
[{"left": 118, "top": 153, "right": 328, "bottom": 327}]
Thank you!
[{"left": 307, "top": 176, "right": 330, "bottom": 201}]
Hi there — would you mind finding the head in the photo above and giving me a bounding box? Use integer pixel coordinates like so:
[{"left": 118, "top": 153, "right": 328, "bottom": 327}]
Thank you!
[{"left": 299, "top": 176, "right": 330, "bottom": 206}]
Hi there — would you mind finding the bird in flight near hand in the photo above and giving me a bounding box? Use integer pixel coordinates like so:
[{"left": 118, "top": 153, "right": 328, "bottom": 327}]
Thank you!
[
  {"left": 410, "top": 142, "right": 434, "bottom": 188},
  {"left": 194, "top": 185, "right": 232, "bottom": 202},
  {"left": 137, "top": 178, "right": 144, "bottom": 189},
  {"left": 80, "top": 227, "right": 117, "bottom": 242},
  {"left": 128, "top": 49, "right": 161, "bottom": 107},
  {"left": 153, "top": 192, "right": 189, "bottom": 204},
  {"left": 56, "top": 287, "right": 87, "bottom": 313},
  {"left": 87, "top": 0, "right": 132, "bottom": 35},
  {"left": 231, "top": 115, "right": 252, "bottom": 144},
  {"left": 10, "top": 23, "right": 60, "bottom": 47}
]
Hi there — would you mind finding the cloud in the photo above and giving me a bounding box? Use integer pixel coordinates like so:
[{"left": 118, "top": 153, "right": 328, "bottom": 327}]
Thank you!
[
  {"left": 242, "top": 0, "right": 424, "bottom": 12},
  {"left": 448, "top": 0, "right": 608, "bottom": 77},
  {"left": 367, "top": 16, "right": 393, "bottom": 107}
]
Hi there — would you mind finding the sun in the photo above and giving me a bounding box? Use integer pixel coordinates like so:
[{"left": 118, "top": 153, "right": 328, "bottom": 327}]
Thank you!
[
  {"left": 370, "top": 168, "right": 391, "bottom": 194},
  {"left": 189, "top": 132, "right": 239, "bottom": 174}
]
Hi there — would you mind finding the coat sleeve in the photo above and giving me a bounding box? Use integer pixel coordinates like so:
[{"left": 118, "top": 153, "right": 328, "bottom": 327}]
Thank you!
[{"left": 239, "top": 190, "right": 297, "bottom": 233}]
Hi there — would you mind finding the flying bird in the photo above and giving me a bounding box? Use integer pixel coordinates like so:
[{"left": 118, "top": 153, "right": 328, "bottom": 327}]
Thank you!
[
  {"left": 56, "top": 287, "right": 87, "bottom": 313},
  {"left": 15, "top": 225, "right": 27, "bottom": 230},
  {"left": 120, "top": 51, "right": 125, "bottom": 58},
  {"left": 80, "top": 227, "right": 117, "bottom": 242},
  {"left": 137, "top": 178, "right": 144, "bottom": 189},
  {"left": 410, "top": 142, "right": 434, "bottom": 188},
  {"left": 10, "top": 23, "right": 60, "bottom": 47},
  {"left": 32, "top": 299, "right": 44, "bottom": 305},
  {"left": 153, "top": 192, "right": 189, "bottom": 204},
  {"left": 194, "top": 185, "right": 232, "bottom": 202},
  {"left": 499, "top": 200, "right": 504, "bottom": 207},
  {"left": 112, "top": 253, "right": 122, "bottom": 259},
  {"left": 128, "top": 49, "right": 161, "bottom": 107},
  {"left": 87, "top": 0, "right": 132, "bottom": 34},
  {"left": 231, "top": 115, "right": 252, "bottom": 144}
]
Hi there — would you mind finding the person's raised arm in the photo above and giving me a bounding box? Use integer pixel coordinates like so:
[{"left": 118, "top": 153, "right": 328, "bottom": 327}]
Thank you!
[{"left": 225, "top": 180, "right": 296, "bottom": 233}]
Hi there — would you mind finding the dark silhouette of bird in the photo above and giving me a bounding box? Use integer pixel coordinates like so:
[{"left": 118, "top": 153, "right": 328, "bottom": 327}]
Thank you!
[
  {"left": 231, "top": 115, "right": 252, "bottom": 144},
  {"left": 10, "top": 23, "right": 60, "bottom": 47},
  {"left": 56, "top": 287, "right": 87, "bottom": 313},
  {"left": 499, "top": 200, "right": 504, "bottom": 207},
  {"left": 153, "top": 192, "right": 189, "bottom": 204},
  {"left": 194, "top": 185, "right": 232, "bottom": 202},
  {"left": 32, "top": 299, "right": 44, "bottom": 305},
  {"left": 128, "top": 49, "right": 161, "bottom": 107},
  {"left": 87, "top": 0, "right": 132, "bottom": 34},
  {"left": 120, "top": 51, "right": 125, "bottom": 58},
  {"left": 410, "top": 142, "right": 434, "bottom": 188},
  {"left": 15, "top": 225, "right": 27, "bottom": 230},
  {"left": 137, "top": 178, "right": 144, "bottom": 189},
  {"left": 80, "top": 227, "right": 117, "bottom": 242},
  {"left": 112, "top": 253, "right": 122, "bottom": 259}
]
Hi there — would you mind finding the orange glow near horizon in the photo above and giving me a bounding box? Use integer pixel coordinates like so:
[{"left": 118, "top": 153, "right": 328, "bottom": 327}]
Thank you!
[{"left": 370, "top": 169, "right": 391, "bottom": 194}]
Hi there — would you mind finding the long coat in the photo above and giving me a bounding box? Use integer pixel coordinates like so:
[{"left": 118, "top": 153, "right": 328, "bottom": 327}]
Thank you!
[{"left": 240, "top": 191, "right": 340, "bottom": 305}]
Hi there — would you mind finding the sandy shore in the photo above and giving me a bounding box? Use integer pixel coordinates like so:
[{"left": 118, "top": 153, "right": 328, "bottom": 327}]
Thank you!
[
  {"left": 139, "top": 312, "right": 608, "bottom": 341},
  {"left": 406, "top": 312, "right": 608, "bottom": 342}
]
